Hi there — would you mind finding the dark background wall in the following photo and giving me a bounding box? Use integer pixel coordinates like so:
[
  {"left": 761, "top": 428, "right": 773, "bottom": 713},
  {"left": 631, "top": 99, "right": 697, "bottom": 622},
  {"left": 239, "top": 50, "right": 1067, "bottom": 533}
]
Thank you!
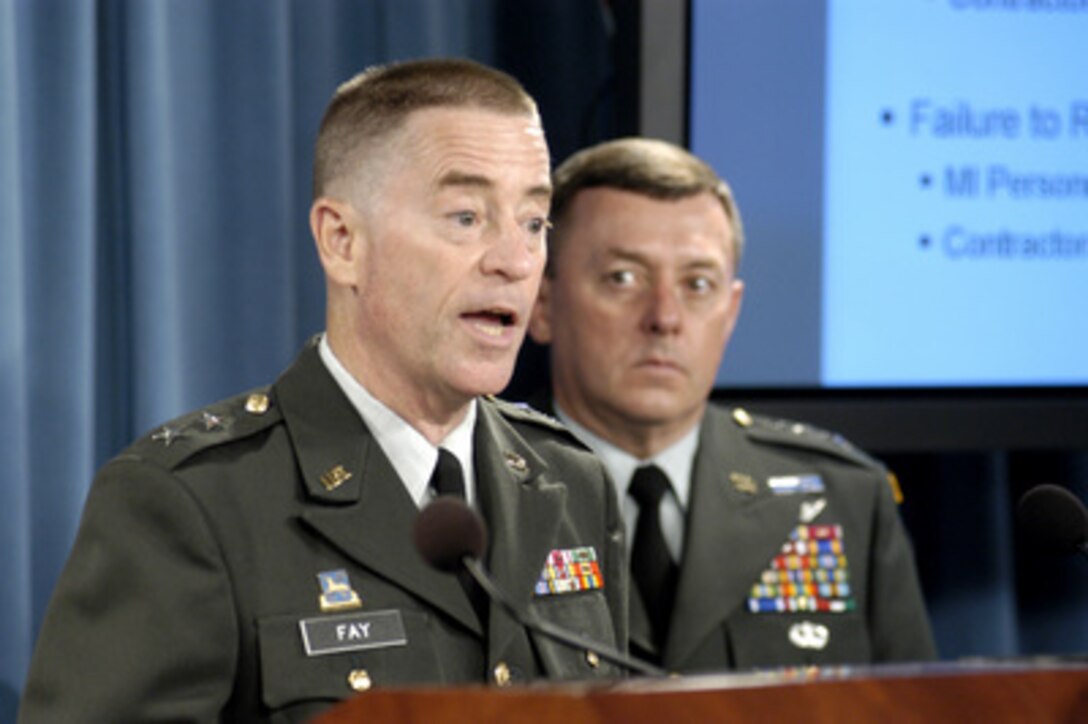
[{"left": 494, "top": 0, "right": 1088, "bottom": 666}]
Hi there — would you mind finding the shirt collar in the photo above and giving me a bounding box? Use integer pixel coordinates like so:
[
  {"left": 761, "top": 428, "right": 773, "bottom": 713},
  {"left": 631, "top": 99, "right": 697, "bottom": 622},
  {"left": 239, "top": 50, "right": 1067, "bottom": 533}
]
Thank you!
[
  {"left": 554, "top": 405, "right": 699, "bottom": 508},
  {"left": 318, "top": 334, "right": 477, "bottom": 506}
]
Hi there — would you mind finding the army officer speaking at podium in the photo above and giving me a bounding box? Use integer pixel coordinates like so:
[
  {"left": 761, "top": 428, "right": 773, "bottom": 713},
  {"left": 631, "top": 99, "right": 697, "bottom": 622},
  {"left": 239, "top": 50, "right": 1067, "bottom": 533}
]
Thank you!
[{"left": 19, "top": 59, "right": 627, "bottom": 723}]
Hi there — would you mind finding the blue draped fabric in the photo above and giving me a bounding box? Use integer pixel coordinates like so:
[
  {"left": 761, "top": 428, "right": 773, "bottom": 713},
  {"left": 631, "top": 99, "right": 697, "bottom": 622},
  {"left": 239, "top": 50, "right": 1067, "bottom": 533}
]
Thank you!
[
  {"left": 2, "top": 0, "right": 1086, "bottom": 718},
  {"left": 0, "top": 0, "right": 502, "bottom": 713}
]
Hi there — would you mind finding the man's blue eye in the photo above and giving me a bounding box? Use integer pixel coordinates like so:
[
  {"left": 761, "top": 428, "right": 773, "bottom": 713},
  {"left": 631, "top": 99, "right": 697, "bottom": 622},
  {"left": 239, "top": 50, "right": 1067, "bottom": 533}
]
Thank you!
[{"left": 690, "top": 276, "right": 714, "bottom": 292}]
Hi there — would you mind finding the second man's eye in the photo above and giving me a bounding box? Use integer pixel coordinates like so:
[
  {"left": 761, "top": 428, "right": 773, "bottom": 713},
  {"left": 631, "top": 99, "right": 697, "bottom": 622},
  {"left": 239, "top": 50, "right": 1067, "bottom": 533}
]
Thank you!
[
  {"left": 453, "top": 211, "right": 478, "bottom": 227},
  {"left": 688, "top": 276, "right": 715, "bottom": 293},
  {"left": 606, "top": 269, "right": 636, "bottom": 286}
]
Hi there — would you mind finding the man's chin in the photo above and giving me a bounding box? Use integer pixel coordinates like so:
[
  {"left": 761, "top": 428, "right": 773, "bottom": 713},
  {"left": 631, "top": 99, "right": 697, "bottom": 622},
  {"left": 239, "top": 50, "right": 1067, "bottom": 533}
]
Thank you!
[
  {"left": 617, "top": 396, "right": 700, "bottom": 427},
  {"left": 450, "top": 362, "right": 516, "bottom": 400}
]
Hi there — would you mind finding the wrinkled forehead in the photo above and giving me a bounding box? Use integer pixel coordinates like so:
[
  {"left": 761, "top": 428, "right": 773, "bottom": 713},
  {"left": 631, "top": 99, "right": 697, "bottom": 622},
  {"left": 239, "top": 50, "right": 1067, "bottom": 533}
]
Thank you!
[
  {"left": 337, "top": 105, "right": 550, "bottom": 208},
  {"left": 560, "top": 186, "right": 736, "bottom": 266},
  {"left": 391, "top": 104, "right": 543, "bottom": 144},
  {"left": 396, "top": 107, "right": 551, "bottom": 185}
]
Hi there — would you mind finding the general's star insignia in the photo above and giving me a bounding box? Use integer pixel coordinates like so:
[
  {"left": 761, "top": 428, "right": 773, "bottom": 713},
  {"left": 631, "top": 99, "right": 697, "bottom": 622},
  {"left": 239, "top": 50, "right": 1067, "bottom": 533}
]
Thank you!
[{"left": 151, "top": 426, "right": 184, "bottom": 446}]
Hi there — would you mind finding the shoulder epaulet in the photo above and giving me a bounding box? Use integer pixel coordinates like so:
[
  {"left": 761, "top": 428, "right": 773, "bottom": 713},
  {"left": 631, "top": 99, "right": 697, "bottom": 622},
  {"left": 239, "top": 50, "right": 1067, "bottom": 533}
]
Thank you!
[
  {"left": 120, "top": 386, "right": 282, "bottom": 471},
  {"left": 485, "top": 395, "right": 568, "bottom": 433},
  {"left": 729, "top": 406, "right": 884, "bottom": 472}
]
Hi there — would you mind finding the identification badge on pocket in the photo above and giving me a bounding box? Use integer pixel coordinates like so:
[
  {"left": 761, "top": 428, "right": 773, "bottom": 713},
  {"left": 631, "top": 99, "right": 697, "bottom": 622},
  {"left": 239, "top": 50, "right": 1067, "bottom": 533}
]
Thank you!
[{"left": 299, "top": 610, "right": 407, "bottom": 656}]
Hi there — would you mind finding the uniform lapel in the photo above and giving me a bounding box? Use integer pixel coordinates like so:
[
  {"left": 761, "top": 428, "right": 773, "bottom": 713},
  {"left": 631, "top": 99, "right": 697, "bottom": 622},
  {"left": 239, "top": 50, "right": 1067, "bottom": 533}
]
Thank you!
[
  {"left": 663, "top": 407, "right": 800, "bottom": 668},
  {"left": 276, "top": 344, "right": 482, "bottom": 635},
  {"left": 473, "top": 401, "right": 565, "bottom": 667}
]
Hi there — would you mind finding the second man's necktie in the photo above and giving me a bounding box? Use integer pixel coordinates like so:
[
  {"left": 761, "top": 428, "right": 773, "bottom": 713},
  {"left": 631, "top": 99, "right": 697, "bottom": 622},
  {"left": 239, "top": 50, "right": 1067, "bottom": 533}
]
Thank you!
[{"left": 628, "top": 465, "right": 679, "bottom": 658}]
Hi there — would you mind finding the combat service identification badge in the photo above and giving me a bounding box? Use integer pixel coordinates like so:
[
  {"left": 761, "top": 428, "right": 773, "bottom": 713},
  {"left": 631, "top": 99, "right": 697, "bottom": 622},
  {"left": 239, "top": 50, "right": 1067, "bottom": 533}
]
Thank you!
[{"left": 317, "top": 569, "right": 362, "bottom": 612}]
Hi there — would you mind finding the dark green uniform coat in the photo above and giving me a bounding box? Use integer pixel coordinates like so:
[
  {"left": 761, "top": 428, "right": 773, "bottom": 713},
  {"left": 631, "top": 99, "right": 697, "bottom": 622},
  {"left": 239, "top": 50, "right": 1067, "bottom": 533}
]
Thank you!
[
  {"left": 20, "top": 344, "right": 627, "bottom": 723},
  {"left": 629, "top": 404, "right": 935, "bottom": 671}
]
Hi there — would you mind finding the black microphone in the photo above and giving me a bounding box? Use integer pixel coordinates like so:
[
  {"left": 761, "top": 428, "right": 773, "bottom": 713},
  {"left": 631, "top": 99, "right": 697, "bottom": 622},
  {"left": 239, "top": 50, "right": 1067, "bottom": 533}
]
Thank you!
[
  {"left": 1016, "top": 484, "right": 1088, "bottom": 559},
  {"left": 413, "top": 497, "right": 664, "bottom": 678}
]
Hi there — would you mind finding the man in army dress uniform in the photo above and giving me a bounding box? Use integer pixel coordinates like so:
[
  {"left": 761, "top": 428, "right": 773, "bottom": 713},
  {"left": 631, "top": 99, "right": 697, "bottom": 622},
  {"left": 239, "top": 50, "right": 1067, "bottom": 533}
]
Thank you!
[
  {"left": 20, "top": 59, "right": 627, "bottom": 722},
  {"left": 528, "top": 137, "right": 935, "bottom": 671}
]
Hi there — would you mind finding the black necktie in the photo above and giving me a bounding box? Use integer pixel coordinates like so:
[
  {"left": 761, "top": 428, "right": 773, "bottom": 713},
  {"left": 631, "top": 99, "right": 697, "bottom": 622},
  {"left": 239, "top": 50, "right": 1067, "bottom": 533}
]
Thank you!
[
  {"left": 427, "top": 448, "right": 488, "bottom": 625},
  {"left": 628, "top": 465, "right": 679, "bottom": 657},
  {"left": 430, "top": 448, "right": 466, "bottom": 500}
]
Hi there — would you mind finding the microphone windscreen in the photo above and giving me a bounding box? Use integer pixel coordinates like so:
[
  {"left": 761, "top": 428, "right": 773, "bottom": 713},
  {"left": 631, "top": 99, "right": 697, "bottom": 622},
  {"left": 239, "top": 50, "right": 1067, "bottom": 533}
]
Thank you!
[
  {"left": 413, "top": 497, "right": 488, "bottom": 572},
  {"left": 1017, "top": 484, "right": 1088, "bottom": 554}
]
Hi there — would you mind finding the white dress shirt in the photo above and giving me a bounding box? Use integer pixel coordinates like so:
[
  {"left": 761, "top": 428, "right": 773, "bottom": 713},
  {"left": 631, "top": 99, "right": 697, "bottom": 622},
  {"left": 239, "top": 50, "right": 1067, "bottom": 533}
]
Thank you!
[
  {"left": 555, "top": 405, "right": 699, "bottom": 563},
  {"left": 318, "top": 334, "right": 477, "bottom": 507}
]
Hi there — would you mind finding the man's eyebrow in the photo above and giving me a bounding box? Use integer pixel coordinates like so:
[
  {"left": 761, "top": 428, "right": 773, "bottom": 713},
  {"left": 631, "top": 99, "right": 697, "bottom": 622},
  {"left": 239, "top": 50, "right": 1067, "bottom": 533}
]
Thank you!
[
  {"left": 436, "top": 171, "right": 551, "bottom": 201},
  {"left": 603, "top": 247, "right": 726, "bottom": 271},
  {"left": 683, "top": 257, "right": 727, "bottom": 272},
  {"left": 601, "top": 247, "right": 651, "bottom": 266},
  {"left": 437, "top": 171, "right": 492, "bottom": 189}
]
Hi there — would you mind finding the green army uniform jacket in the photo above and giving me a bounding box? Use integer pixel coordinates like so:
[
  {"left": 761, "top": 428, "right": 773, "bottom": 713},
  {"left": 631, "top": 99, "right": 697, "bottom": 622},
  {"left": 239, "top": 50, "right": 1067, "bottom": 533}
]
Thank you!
[
  {"left": 633, "top": 404, "right": 936, "bottom": 672},
  {"left": 20, "top": 342, "right": 628, "bottom": 722}
]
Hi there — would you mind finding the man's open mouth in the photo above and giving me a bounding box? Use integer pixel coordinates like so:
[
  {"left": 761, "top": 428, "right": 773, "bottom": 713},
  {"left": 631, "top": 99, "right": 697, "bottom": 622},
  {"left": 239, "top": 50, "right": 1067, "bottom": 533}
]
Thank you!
[{"left": 462, "top": 308, "right": 518, "bottom": 336}]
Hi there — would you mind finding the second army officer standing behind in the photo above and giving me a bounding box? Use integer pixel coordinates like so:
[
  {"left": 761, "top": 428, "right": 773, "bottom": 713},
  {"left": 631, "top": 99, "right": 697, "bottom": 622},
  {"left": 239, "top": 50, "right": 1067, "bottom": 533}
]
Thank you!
[{"left": 528, "top": 137, "right": 936, "bottom": 671}]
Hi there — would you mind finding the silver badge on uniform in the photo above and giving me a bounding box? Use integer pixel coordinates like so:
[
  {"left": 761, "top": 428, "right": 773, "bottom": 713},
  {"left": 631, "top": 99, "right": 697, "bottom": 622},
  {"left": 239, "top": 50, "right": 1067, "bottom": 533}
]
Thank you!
[
  {"left": 789, "top": 621, "right": 830, "bottom": 650},
  {"left": 799, "top": 498, "right": 827, "bottom": 523},
  {"left": 768, "top": 474, "right": 825, "bottom": 495}
]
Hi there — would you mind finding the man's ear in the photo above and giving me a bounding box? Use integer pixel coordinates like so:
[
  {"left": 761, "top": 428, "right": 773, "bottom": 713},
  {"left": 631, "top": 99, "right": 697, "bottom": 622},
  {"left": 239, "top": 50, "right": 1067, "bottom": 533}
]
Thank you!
[
  {"left": 310, "top": 197, "right": 360, "bottom": 287},
  {"left": 528, "top": 274, "right": 554, "bottom": 344}
]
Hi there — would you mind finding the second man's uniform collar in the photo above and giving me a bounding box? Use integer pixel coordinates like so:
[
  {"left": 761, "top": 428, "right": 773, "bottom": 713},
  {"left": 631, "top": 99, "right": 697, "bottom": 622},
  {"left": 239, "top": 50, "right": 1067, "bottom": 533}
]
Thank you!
[{"left": 554, "top": 404, "right": 699, "bottom": 561}]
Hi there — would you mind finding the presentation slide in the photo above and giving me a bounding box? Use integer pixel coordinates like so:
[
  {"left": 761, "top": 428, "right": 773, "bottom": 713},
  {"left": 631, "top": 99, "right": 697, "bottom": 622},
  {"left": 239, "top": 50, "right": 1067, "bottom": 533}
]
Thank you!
[{"left": 690, "top": 0, "right": 1088, "bottom": 389}]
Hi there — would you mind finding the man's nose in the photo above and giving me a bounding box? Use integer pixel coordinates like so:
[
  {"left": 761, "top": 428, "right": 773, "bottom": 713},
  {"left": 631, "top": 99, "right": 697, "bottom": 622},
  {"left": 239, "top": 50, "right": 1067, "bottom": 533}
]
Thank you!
[
  {"left": 480, "top": 217, "right": 538, "bottom": 280},
  {"left": 643, "top": 281, "right": 682, "bottom": 335}
]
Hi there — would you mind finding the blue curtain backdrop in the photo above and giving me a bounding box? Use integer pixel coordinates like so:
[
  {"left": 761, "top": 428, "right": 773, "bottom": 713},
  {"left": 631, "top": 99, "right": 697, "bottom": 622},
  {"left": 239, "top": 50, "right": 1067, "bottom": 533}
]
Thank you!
[
  {"left": 1, "top": 0, "right": 1086, "bottom": 717},
  {"left": 0, "top": 0, "right": 504, "bottom": 711},
  {"left": 0, "top": 0, "right": 617, "bottom": 713}
]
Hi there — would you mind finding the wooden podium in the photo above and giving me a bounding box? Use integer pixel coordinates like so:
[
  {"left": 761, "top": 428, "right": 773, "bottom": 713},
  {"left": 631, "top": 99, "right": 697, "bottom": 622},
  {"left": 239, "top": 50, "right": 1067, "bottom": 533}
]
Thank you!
[{"left": 313, "top": 660, "right": 1088, "bottom": 723}]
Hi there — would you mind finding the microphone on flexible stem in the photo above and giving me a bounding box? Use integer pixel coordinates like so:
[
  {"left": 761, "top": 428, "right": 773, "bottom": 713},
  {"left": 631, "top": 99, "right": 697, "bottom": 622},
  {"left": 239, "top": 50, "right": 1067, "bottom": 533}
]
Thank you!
[
  {"left": 413, "top": 496, "right": 664, "bottom": 678},
  {"left": 1016, "top": 484, "right": 1088, "bottom": 560}
]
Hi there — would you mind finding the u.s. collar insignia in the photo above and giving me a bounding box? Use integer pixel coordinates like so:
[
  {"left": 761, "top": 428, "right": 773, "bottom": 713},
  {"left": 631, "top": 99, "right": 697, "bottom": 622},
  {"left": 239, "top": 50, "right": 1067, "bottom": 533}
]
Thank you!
[
  {"left": 317, "top": 569, "right": 362, "bottom": 612},
  {"left": 503, "top": 450, "right": 528, "bottom": 475},
  {"left": 319, "top": 465, "right": 353, "bottom": 491},
  {"left": 729, "top": 472, "right": 759, "bottom": 495}
]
